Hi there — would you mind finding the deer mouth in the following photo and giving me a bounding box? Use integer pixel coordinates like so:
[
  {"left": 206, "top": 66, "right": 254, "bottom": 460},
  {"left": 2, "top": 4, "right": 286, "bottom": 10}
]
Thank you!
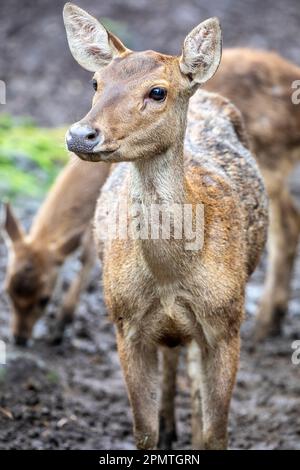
[{"left": 75, "top": 148, "right": 120, "bottom": 162}]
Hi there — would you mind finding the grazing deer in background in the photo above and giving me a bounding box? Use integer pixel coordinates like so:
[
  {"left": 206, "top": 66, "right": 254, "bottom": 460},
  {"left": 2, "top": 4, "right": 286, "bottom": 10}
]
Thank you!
[
  {"left": 205, "top": 49, "right": 300, "bottom": 340},
  {"left": 3, "top": 156, "right": 110, "bottom": 345},
  {"left": 63, "top": 3, "right": 268, "bottom": 449}
]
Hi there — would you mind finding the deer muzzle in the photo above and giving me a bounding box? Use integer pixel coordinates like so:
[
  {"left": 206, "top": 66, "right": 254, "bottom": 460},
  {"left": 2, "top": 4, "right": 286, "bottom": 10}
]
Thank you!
[
  {"left": 66, "top": 122, "right": 103, "bottom": 154},
  {"left": 66, "top": 123, "right": 119, "bottom": 161}
]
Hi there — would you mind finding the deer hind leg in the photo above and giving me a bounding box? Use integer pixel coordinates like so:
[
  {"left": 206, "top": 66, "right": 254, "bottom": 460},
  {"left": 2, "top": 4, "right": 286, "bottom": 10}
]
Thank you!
[
  {"left": 117, "top": 331, "right": 159, "bottom": 449},
  {"left": 50, "top": 226, "right": 96, "bottom": 344},
  {"left": 187, "top": 340, "right": 204, "bottom": 449},
  {"left": 158, "top": 346, "right": 179, "bottom": 449},
  {"left": 197, "top": 329, "right": 240, "bottom": 450},
  {"left": 255, "top": 188, "right": 300, "bottom": 340}
]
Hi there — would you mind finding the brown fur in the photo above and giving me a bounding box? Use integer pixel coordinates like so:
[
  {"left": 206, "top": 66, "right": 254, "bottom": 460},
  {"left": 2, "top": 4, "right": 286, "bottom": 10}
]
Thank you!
[
  {"left": 94, "top": 89, "right": 267, "bottom": 449},
  {"left": 205, "top": 48, "right": 300, "bottom": 339},
  {"left": 4, "top": 156, "right": 109, "bottom": 343},
  {"left": 63, "top": 4, "right": 268, "bottom": 449}
]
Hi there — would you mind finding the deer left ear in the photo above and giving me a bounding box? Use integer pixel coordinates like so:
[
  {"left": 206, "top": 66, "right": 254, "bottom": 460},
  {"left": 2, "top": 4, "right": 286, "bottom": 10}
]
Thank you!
[
  {"left": 3, "top": 202, "right": 25, "bottom": 245},
  {"left": 53, "top": 229, "right": 83, "bottom": 264},
  {"left": 63, "top": 3, "right": 128, "bottom": 72},
  {"left": 179, "top": 17, "right": 222, "bottom": 86}
]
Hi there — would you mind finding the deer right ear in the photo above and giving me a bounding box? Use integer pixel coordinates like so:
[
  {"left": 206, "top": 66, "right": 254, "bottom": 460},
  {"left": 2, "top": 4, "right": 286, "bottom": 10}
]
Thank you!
[
  {"left": 179, "top": 17, "right": 222, "bottom": 87},
  {"left": 63, "top": 3, "right": 128, "bottom": 72},
  {"left": 3, "top": 202, "right": 25, "bottom": 245}
]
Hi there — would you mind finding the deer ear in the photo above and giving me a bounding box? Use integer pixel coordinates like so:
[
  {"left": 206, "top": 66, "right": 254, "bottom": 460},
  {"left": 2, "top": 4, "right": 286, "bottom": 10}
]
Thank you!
[
  {"left": 54, "top": 229, "right": 83, "bottom": 263},
  {"left": 63, "top": 3, "right": 128, "bottom": 72},
  {"left": 2, "top": 202, "right": 25, "bottom": 245},
  {"left": 179, "top": 17, "right": 222, "bottom": 86}
]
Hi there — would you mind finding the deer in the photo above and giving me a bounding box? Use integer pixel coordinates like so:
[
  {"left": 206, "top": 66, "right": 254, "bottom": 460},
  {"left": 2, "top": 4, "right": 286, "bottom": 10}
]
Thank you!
[
  {"left": 63, "top": 3, "right": 268, "bottom": 449},
  {"left": 127, "top": 48, "right": 300, "bottom": 448},
  {"left": 3, "top": 155, "right": 110, "bottom": 346},
  {"left": 159, "top": 47, "right": 300, "bottom": 441},
  {"left": 204, "top": 48, "right": 300, "bottom": 340}
]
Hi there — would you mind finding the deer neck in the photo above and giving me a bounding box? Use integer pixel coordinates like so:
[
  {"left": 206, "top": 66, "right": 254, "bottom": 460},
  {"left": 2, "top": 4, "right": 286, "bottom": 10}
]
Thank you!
[
  {"left": 130, "top": 141, "right": 185, "bottom": 206},
  {"left": 129, "top": 141, "right": 191, "bottom": 283}
]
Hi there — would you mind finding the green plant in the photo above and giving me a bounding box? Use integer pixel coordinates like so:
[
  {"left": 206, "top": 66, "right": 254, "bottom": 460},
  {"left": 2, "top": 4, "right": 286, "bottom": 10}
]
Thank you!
[{"left": 0, "top": 114, "right": 68, "bottom": 200}]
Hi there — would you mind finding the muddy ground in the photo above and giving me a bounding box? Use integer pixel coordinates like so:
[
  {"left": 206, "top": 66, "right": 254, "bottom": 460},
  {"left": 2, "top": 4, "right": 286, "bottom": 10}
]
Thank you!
[
  {"left": 1, "top": 211, "right": 300, "bottom": 450},
  {"left": 1, "top": 0, "right": 300, "bottom": 451}
]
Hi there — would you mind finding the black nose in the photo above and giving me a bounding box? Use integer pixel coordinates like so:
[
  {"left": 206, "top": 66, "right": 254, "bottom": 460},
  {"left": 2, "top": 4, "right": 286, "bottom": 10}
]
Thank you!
[
  {"left": 66, "top": 123, "right": 101, "bottom": 154},
  {"left": 14, "top": 335, "right": 28, "bottom": 347}
]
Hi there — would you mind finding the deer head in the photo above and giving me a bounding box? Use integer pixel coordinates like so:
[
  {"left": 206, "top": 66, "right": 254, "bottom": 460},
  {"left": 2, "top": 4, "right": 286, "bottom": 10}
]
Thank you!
[
  {"left": 3, "top": 203, "right": 81, "bottom": 345},
  {"left": 63, "top": 3, "right": 222, "bottom": 163}
]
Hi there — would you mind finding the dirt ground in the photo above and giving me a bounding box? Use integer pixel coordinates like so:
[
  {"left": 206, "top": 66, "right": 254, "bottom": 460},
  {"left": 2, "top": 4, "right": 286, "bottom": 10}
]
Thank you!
[
  {"left": 1, "top": 0, "right": 300, "bottom": 451},
  {"left": 1, "top": 221, "right": 300, "bottom": 450}
]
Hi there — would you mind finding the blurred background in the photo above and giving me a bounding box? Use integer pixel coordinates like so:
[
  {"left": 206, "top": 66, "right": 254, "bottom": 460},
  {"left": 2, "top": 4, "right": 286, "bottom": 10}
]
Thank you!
[
  {"left": 1, "top": 0, "right": 300, "bottom": 200},
  {"left": 0, "top": 0, "right": 300, "bottom": 450}
]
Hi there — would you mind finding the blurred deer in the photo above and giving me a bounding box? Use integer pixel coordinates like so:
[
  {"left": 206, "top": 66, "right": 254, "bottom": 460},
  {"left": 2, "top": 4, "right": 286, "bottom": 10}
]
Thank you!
[
  {"left": 3, "top": 156, "right": 110, "bottom": 345},
  {"left": 205, "top": 49, "right": 300, "bottom": 340},
  {"left": 63, "top": 3, "right": 268, "bottom": 449}
]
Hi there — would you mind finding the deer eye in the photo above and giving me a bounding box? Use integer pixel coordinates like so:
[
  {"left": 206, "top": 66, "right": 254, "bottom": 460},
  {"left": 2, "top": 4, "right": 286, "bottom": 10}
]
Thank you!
[
  {"left": 92, "top": 79, "right": 98, "bottom": 91},
  {"left": 149, "top": 87, "right": 167, "bottom": 101},
  {"left": 39, "top": 296, "right": 50, "bottom": 308}
]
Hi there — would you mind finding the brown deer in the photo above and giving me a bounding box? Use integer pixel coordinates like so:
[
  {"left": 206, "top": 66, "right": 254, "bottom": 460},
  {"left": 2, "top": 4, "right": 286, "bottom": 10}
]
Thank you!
[
  {"left": 205, "top": 49, "right": 300, "bottom": 340},
  {"left": 138, "top": 49, "right": 300, "bottom": 448},
  {"left": 3, "top": 156, "right": 110, "bottom": 345},
  {"left": 63, "top": 3, "right": 268, "bottom": 449}
]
